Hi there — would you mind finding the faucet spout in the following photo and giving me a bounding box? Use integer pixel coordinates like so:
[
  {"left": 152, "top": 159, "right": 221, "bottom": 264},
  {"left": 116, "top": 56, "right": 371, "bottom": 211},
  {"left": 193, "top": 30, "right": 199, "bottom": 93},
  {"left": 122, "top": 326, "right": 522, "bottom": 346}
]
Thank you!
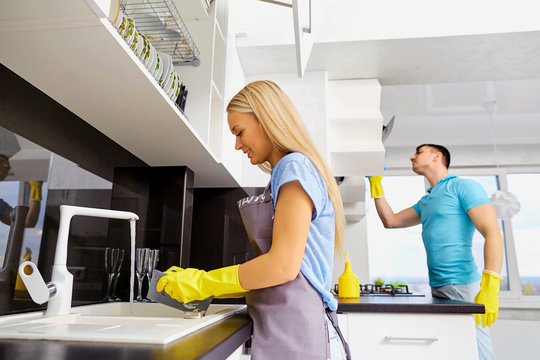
[
  {"left": 20, "top": 205, "right": 139, "bottom": 316},
  {"left": 54, "top": 205, "right": 139, "bottom": 267}
]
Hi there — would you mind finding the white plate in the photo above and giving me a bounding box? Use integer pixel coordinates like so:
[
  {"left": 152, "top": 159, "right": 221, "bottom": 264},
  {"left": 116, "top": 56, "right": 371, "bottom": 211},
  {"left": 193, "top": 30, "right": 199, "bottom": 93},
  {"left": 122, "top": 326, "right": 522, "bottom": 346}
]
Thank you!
[
  {"left": 116, "top": 15, "right": 128, "bottom": 37},
  {"left": 139, "top": 35, "right": 149, "bottom": 61},
  {"left": 162, "top": 69, "right": 175, "bottom": 95},
  {"left": 145, "top": 44, "right": 156, "bottom": 69},
  {"left": 123, "top": 18, "right": 136, "bottom": 46},
  {"left": 130, "top": 31, "right": 143, "bottom": 56},
  {"left": 137, "top": 34, "right": 148, "bottom": 60},
  {"left": 158, "top": 52, "right": 172, "bottom": 86},
  {"left": 153, "top": 53, "right": 163, "bottom": 80},
  {"left": 113, "top": 11, "right": 125, "bottom": 30},
  {"left": 168, "top": 73, "right": 179, "bottom": 99},
  {"left": 149, "top": 46, "right": 158, "bottom": 74}
]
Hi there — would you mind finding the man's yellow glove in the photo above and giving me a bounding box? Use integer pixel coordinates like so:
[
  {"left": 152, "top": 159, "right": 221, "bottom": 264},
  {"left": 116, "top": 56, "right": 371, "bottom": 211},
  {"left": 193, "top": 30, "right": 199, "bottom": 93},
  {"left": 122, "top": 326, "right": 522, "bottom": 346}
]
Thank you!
[
  {"left": 368, "top": 176, "right": 384, "bottom": 198},
  {"left": 474, "top": 270, "right": 503, "bottom": 327},
  {"left": 156, "top": 265, "right": 248, "bottom": 303},
  {"left": 29, "top": 181, "right": 43, "bottom": 201}
]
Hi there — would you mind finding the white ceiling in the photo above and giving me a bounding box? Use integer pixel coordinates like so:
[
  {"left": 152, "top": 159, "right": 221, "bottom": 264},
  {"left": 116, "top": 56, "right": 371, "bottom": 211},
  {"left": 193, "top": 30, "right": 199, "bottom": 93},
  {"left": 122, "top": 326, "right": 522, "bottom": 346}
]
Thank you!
[{"left": 233, "top": 1, "right": 540, "bottom": 155}]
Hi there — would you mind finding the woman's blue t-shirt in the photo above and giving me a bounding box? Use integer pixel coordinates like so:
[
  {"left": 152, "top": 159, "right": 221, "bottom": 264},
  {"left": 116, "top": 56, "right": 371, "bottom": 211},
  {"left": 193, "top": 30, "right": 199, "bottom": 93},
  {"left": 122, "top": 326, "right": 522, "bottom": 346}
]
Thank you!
[{"left": 270, "top": 152, "right": 337, "bottom": 310}]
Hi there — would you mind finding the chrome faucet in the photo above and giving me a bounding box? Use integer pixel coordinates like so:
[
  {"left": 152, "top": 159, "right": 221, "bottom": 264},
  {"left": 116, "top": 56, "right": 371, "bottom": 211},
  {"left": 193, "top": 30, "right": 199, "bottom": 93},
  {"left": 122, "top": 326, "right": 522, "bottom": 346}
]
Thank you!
[{"left": 19, "top": 205, "right": 139, "bottom": 315}]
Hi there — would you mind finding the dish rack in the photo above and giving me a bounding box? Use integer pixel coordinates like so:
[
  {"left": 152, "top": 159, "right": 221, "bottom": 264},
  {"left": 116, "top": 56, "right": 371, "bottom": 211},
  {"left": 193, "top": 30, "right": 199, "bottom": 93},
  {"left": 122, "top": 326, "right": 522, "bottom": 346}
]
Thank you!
[{"left": 120, "top": 0, "right": 200, "bottom": 66}]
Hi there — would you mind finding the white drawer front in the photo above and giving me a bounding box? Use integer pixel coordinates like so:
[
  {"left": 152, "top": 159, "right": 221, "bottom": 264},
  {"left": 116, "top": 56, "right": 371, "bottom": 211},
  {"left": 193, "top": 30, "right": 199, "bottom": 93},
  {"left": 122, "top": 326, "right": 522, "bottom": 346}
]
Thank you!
[{"left": 347, "top": 313, "right": 478, "bottom": 360}]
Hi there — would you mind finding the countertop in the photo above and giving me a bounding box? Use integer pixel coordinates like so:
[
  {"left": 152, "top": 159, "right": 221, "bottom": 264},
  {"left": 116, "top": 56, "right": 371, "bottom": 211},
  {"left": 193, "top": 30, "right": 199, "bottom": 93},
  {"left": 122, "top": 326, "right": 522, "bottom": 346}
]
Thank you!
[
  {"left": 0, "top": 295, "right": 482, "bottom": 359},
  {"left": 336, "top": 293, "right": 484, "bottom": 314},
  {"left": 0, "top": 309, "right": 252, "bottom": 360}
]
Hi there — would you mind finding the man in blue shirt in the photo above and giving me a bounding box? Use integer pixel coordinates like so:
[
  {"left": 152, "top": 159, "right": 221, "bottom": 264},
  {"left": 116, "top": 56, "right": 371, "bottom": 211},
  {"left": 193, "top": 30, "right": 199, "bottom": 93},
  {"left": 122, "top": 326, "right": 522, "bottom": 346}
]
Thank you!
[{"left": 369, "top": 144, "right": 504, "bottom": 360}]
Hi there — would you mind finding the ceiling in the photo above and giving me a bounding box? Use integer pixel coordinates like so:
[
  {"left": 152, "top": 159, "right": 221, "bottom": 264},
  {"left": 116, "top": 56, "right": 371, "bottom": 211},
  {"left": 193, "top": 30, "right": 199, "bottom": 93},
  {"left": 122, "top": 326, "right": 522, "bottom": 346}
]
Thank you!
[
  {"left": 233, "top": 1, "right": 540, "bottom": 156},
  {"left": 236, "top": 33, "right": 540, "bottom": 159}
]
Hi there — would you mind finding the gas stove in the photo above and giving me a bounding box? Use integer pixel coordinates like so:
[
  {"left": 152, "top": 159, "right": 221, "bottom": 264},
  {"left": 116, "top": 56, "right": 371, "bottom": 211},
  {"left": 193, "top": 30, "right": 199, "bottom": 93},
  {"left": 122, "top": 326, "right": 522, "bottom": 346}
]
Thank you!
[{"left": 333, "top": 283, "right": 425, "bottom": 297}]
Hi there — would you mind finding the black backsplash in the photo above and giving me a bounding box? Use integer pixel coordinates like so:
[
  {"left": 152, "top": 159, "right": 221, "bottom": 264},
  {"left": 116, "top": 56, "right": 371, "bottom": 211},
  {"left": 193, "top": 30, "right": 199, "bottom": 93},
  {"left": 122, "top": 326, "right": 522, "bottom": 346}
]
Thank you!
[
  {"left": 0, "top": 62, "right": 258, "bottom": 313},
  {"left": 191, "top": 188, "right": 258, "bottom": 271}
]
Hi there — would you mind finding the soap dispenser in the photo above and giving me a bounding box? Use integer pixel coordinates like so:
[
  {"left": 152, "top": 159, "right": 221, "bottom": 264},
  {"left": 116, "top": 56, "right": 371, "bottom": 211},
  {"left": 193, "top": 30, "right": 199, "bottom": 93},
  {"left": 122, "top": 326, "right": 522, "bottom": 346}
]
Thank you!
[{"left": 338, "top": 253, "right": 360, "bottom": 298}]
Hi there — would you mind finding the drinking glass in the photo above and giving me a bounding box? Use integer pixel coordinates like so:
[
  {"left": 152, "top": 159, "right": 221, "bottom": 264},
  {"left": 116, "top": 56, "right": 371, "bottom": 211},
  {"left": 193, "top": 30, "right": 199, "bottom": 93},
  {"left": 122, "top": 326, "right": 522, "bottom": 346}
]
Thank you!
[
  {"left": 144, "top": 249, "right": 160, "bottom": 302},
  {"left": 103, "top": 247, "right": 120, "bottom": 301},
  {"left": 109, "top": 249, "right": 125, "bottom": 301},
  {"left": 135, "top": 248, "right": 149, "bottom": 302}
]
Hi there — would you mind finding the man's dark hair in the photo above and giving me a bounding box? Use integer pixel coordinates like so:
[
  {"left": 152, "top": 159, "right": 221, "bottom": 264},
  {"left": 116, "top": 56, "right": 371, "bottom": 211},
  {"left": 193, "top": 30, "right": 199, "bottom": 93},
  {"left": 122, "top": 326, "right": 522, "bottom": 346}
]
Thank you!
[{"left": 416, "top": 144, "right": 451, "bottom": 168}]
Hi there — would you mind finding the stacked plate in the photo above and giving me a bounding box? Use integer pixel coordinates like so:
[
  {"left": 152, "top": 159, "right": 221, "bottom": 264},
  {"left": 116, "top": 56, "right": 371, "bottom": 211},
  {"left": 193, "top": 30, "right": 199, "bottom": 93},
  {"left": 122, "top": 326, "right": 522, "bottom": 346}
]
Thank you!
[{"left": 112, "top": 11, "right": 183, "bottom": 104}]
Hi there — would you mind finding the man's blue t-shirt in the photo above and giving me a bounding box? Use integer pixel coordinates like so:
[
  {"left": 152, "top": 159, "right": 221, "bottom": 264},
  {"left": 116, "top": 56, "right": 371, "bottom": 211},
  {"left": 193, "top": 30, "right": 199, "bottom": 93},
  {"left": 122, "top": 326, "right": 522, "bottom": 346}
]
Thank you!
[
  {"left": 412, "top": 175, "right": 490, "bottom": 287},
  {"left": 270, "top": 152, "right": 337, "bottom": 310}
]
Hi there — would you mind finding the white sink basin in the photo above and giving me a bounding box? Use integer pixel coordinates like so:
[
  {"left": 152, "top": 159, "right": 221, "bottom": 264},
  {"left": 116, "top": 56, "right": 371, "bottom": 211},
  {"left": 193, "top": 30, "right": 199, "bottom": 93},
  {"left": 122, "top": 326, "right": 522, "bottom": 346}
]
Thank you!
[{"left": 0, "top": 302, "right": 246, "bottom": 344}]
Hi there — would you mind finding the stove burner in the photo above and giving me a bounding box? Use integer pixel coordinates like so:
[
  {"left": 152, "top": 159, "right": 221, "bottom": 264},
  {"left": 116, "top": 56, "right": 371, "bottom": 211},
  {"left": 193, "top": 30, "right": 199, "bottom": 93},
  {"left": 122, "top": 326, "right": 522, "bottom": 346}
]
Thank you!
[
  {"left": 361, "top": 284, "right": 412, "bottom": 295},
  {"left": 333, "top": 283, "right": 415, "bottom": 296}
]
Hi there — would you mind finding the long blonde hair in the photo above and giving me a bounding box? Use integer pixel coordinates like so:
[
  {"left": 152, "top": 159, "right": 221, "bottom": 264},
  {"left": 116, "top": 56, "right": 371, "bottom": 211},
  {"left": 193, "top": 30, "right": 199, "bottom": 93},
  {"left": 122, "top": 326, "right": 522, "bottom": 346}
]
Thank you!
[{"left": 227, "top": 80, "right": 345, "bottom": 256}]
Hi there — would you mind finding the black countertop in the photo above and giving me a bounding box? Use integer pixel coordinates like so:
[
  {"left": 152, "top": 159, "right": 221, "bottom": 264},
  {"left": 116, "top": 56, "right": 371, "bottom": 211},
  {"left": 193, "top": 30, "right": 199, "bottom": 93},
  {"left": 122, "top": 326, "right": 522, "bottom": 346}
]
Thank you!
[
  {"left": 336, "top": 294, "right": 485, "bottom": 314},
  {"left": 0, "top": 295, "right": 483, "bottom": 360}
]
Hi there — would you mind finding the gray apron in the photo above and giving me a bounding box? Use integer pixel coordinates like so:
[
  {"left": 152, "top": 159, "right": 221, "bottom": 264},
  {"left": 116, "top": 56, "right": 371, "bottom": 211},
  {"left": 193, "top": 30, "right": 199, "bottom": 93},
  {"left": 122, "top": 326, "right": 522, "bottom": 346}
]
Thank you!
[{"left": 238, "top": 186, "right": 351, "bottom": 360}]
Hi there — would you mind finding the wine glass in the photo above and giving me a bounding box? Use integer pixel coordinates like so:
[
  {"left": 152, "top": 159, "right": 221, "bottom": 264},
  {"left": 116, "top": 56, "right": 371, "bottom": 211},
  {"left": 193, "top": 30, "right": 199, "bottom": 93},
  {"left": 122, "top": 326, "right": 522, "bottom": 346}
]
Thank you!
[
  {"left": 109, "top": 249, "right": 125, "bottom": 301},
  {"left": 135, "top": 248, "right": 149, "bottom": 302},
  {"left": 103, "top": 247, "right": 119, "bottom": 301},
  {"left": 143, "top": 249, "right": 159, "bottom": 302}
]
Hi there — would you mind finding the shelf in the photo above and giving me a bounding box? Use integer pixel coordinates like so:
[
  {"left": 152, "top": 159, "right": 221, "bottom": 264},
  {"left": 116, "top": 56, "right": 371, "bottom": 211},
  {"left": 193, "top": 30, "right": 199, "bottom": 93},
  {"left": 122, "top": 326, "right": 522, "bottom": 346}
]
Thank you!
[
  {"left": 0, "top": 1, "right": 238, "bottom": 187},
  {"left": 121, "top": 0, "right": 200, "bottom": 65}
]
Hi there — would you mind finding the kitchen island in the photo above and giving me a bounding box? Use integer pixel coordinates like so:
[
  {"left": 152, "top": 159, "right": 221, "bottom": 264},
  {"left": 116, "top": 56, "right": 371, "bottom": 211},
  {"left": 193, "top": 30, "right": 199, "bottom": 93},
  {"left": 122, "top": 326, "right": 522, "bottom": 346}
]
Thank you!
[{"left": 0, "top": 295, "right": 482, "bottom": 359}]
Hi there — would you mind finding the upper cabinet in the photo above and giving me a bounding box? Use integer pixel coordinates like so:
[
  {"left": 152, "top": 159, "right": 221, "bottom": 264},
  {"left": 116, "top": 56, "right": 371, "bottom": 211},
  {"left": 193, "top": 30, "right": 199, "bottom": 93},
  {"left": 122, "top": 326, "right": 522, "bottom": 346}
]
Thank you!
[
  {"left": 0, "top": 0, "right": 238, "bottom": 187},
  {"left": 326, "top": 79, "right": 386, "bottom": 177}
]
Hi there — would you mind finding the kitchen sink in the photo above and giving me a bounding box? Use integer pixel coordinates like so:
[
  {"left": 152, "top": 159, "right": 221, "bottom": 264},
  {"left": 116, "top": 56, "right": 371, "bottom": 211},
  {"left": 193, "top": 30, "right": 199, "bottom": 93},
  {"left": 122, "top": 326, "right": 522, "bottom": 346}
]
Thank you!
[{"left": 0, "top": 302, "right": 246, "bottom": 344}]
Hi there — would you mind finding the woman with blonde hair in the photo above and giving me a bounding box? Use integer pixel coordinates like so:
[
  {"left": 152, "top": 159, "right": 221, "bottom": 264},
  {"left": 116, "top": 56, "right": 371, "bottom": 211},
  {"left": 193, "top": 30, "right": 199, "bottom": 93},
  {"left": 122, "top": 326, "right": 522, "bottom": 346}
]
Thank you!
[{"left": 157, "top": 80, "right": 350, "bottom": 359}]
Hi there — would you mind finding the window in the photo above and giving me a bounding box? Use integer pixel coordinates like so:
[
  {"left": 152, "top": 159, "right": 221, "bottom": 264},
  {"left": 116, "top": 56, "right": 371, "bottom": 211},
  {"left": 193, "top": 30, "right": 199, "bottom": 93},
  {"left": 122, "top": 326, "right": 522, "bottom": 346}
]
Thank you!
[
  {"left": 366, "top": 176, "right": 428, "bottom": 292},
  {"left": 507, "top": 173, "right": 540, "bottom": 296}
]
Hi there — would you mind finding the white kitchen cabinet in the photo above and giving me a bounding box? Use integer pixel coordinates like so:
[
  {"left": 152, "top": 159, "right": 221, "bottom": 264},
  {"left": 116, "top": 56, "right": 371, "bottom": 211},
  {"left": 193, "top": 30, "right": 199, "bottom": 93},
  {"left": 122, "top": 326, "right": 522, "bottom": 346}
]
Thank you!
[
  {"left": 0, "top": 0, "right": 239, "bottom": 187},
  {"left": 342, "top": 312, "right": 479, "bottom": 359},
  {"left": 337, "top": 313, "right": 349, "bottom": 342},
  {"left": 326, "top": 79, "right": 386, "bottom": 177},
  {"left": 338, "top": 176, "right": 367, "bottom": 222}
]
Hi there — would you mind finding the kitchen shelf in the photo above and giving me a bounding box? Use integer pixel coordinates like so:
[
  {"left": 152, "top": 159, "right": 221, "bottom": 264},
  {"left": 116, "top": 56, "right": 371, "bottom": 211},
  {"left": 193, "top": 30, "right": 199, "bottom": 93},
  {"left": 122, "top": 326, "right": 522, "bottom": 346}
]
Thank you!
[
  {"left": 121, "top": 0, "right": 200, "bottom": 65},
  {"left": 0, "top": 0, "right": 238, "bottom": 187}
]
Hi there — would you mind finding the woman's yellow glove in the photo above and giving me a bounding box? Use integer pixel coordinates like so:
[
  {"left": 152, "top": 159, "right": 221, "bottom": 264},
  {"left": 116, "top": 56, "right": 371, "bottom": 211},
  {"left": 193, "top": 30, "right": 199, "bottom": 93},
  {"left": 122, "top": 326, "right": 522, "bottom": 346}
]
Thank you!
[
  {"left": 29, "top": 181, "right": 43, "bottom": 201},
  {"left": 474, "top": 270, "right": 503, "bottom": 327},
  {"left": 368, "top": 176, "right": 384, "bottom": 198},
  {"left": 156, "top": 265, "right": 247, "bottom": 303}
]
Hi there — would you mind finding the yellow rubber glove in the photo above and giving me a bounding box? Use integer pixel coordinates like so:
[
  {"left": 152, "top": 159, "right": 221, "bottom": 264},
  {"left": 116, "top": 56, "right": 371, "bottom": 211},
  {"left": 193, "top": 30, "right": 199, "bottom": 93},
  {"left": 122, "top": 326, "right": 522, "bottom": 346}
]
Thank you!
[
  {"left": 156, "top": 265, "right": 248, "bottom": 303},
  {"left": 474, "top": 270, "right": 503, "bottom": 327},
  {"left": 29, "top": 181, "right": 43, "bottom": 201},
  {"left": 368, "top": 176, "right": 384, "bottom": 198}
]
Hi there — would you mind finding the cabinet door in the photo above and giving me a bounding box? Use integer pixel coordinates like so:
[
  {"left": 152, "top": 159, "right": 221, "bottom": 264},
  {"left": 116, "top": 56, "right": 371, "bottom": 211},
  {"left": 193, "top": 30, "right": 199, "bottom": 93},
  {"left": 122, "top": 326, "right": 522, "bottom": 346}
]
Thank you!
[
  {"left": 337, "top": 313, "right": 348, "bottom": 342},
  {"left": 347, "top": 313, "right": 478, "bottom": 359}
]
